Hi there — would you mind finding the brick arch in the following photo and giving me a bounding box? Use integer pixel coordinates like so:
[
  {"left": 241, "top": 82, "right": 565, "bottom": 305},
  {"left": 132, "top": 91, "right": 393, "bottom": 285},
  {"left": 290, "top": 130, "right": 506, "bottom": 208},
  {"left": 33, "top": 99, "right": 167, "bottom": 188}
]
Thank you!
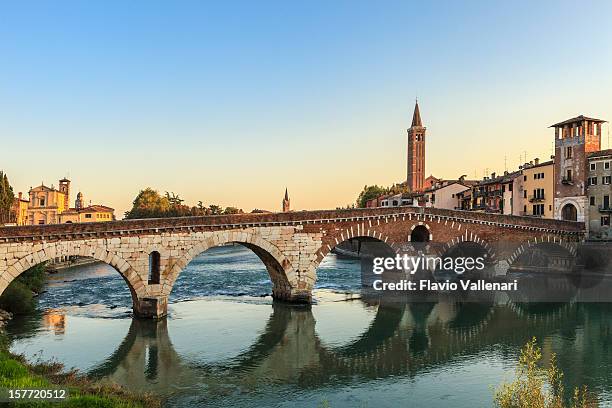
[
  {"left": 505, "top": 235, "right": 577, "bottom": 266},
  {"left": 408, "top": 222, "right": 433, "bottom": 242},
  {"left": 304, "top": 227, "right": 398, "bottom": 286},
  {"left": 161, "top": 230, "right": 296, "bottom": 299},
  {"left": 1, "top": 242, "right": 145, "bottom": 303},
  {"left": 435, "top": 228, "right": 496, "bottom": 261}
]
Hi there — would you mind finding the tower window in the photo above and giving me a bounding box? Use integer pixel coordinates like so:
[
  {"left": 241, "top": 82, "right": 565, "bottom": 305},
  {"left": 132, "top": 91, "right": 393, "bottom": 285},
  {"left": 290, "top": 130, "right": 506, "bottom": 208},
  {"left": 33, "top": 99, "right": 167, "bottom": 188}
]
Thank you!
[
  {"left": 565, "top": 147, "right": 572, "bottom": 159},
  {"left": 149, "top": 251, "right": 161, "bottom": 284}
]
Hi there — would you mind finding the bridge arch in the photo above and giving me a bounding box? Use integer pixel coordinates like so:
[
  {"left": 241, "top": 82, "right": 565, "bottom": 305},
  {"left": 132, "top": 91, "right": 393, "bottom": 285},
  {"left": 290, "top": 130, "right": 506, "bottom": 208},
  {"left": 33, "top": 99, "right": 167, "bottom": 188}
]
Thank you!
[
  {"left": 436, "top": 230, "right": 496, "bottom": 261},
  {"left": 161, "top": 230, "right": 298, "bottom": 302},
  {"left": 1, "top": 242, "right": 146, "bottom": 307},
  {"left": 409, "top": 223, "right": 432, "bottom": 242}
]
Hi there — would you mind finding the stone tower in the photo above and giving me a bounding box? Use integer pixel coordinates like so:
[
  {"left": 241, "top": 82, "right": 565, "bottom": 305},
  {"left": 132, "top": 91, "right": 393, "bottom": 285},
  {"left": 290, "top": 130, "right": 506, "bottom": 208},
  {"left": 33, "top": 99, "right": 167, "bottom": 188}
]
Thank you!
[
  {"left": 58, "top": 178, "right": 71, "bottom": 210},
  {"left": 282, "top": 188, "right": 290, "bottom": 212},
  {"left": 75, "top": 192, "right": 84, "bottom": 210},
  {"left": 551, "top": 115, "right": 606, "bottom": 222},
  {"left": 407, "top": 101, "right": 426, "bottom": 192}
]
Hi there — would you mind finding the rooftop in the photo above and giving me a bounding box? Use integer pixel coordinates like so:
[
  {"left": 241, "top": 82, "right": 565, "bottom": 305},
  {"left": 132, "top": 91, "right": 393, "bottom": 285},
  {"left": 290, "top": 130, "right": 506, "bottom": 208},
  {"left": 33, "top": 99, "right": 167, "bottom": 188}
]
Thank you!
[
  {"left": 588, "top": 149, "right": 612, "bottom": 159},
  {"left": 550, "top": 115, "right": 607, "bottom": 128}
]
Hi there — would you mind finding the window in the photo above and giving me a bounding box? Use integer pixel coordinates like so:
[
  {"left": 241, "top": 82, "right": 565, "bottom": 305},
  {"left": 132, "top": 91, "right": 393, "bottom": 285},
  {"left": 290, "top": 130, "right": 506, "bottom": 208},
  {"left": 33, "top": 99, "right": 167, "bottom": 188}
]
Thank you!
[
  {"left": 604, "top": 195, "right": 610, "bottom": 209},
  {"left": 590, "top": 163, "right": 596, "bottom": 171},
  {"left": 523, "top": 190, "right": 527, "bottom": 198},
  {"left": 590, "top": 196, "right": 596, "bottom": 206},
  {"left": 148, "top": 251, "right": 161, "bottom": 284},
  {"left": 602, "top": 216, "right": 611, "bottom": 227},
  {"left": 566, "top": 169, "right": 572, "bottom": 181},
  {"left": 532, "top": 204, "right": 544, "bottom": 216},
  {"left": 603, "top": 176, "right": 611, "bottom": 185},
  {"left": 509, "top": 183, "right": 513, "bottom": 192},
  {"left": 566, "top": 146, "right": 572, "bottom": 158},
  {"left": 524, "top": 175, "right": 527, "bottom": 181},
  {"left": 85, "top": 213, "right": 92, "bottom": 219},
  {"left": 523, "top": 205, "right": 527, "bottom": 213},
  {"left": 589, "top": 177, "right": 598, "bottom": 186},
  {"left": 39, "top": 198, "right": 45, "bottom": 207},
  {"left": 605, "top": 162, "right": 611, "bottom": 170}
]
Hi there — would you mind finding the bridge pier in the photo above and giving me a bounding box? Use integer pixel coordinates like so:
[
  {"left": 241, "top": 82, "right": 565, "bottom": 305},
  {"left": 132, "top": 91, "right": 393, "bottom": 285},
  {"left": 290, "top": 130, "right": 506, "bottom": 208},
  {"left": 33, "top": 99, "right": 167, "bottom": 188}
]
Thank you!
[
  {"left": 133, "top": 296, "right": 168, "bottom": 319},
  {"left": 272, "top": 285, "right": 312, "bottom": 304}
]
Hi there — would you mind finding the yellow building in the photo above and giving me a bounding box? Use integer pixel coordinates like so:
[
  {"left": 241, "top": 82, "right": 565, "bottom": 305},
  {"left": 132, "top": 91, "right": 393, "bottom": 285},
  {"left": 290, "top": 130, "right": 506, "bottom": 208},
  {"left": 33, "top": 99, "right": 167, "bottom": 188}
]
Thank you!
[
  {"left": 18, "top": 178, "right": 115, "bottom": 225},
  {"left": 520, "top": 159, "right": 554, "bottom": 218},
  {"left": 9, "top": 193, "right": 30, "bottom": 226},
  {"left": 26, "top": 179, "right": 70, "bottom": 225}
]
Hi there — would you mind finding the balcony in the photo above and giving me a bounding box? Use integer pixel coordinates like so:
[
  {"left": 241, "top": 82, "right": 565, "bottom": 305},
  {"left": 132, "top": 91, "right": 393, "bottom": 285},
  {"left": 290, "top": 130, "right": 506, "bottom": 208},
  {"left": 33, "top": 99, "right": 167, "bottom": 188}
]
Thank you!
[
  {"left": 561, "top": 177, "right": 573, "bottom": 185},
  {"left": 599, "top": 205, "right": 612, "bottom": 213},
  {"left": 529, "top": 195, "right": 545, "bottom": 202}
]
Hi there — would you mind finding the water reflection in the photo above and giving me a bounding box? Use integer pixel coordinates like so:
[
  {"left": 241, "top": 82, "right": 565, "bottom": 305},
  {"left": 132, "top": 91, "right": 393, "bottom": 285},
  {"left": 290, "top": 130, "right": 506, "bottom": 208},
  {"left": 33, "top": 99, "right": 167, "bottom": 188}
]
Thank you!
[{"left": 15, "top": 297, "right": 605, "bottom": 407}]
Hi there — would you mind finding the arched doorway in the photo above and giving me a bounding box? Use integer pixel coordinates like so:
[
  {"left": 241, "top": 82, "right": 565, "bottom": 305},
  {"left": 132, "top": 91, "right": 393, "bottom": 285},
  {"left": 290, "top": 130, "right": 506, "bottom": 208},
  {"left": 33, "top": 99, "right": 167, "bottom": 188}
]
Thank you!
[
  {"left": 410, "top": 225, "right": 430, "bottom": 242},
  {"left": 561, "top": 203, "right": 577, "bottom": 221}
]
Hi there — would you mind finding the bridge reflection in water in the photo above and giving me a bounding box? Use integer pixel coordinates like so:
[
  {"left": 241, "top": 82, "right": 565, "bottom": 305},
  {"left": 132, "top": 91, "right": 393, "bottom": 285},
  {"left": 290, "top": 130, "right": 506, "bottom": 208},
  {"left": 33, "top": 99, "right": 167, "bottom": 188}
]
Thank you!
[{"left": 83, "top": 296, "right": 612, "bottom": 406}]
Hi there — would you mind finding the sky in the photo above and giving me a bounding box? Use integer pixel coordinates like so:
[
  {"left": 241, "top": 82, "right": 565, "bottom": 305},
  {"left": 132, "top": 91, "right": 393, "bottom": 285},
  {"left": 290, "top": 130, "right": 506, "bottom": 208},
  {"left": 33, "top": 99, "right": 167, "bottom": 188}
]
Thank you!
[{"left": 2, "top": 1, "right": 612, "bottom": 217}]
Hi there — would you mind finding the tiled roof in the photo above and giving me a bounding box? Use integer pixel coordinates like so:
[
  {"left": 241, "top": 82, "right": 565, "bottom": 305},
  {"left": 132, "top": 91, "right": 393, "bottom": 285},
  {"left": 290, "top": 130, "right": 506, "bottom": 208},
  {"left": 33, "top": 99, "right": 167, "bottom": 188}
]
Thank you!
[
  {"left": 550, "top": 115, "right": 606, "bottom": 128},
  {"left": 588, "top": 149, "right": 612, "bottom": 159}
]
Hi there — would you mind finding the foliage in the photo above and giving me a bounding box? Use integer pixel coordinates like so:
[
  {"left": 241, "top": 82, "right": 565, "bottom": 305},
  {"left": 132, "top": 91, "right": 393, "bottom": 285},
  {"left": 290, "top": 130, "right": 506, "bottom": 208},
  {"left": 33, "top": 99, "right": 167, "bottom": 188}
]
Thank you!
[
  {"left": 494, "top": 338, "right": 597, "bottom": 408},
  {"left": 0, "top": 349, "right": 158, "bottom": 407},
  {"left": 0, "top": 171, "right": 15, "bottom": 224},
  {"left": 124, "top": 188, "right": 243, "bottom": 219},
  {"left": 356, "top": 185, "right": 389, "bottom": 208},
  {"left": 0, "top": 263, "right": 46, "bottom": 315}
]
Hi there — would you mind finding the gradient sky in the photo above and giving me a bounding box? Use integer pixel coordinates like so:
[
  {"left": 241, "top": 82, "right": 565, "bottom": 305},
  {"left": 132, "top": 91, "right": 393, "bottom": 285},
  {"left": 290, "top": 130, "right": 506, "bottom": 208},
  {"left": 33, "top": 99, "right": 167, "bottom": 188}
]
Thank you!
[{"left": 2, "top": 1, "right": 612, "bottom": 217}]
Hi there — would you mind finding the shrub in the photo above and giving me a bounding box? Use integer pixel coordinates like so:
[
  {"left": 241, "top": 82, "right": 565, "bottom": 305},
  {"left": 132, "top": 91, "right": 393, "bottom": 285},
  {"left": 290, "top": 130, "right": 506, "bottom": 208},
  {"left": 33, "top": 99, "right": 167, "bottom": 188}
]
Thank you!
[
  {"left": 494, "top": 337, "right": 597, "bottom": 408},
  {"left": 0, "top": 281, "right": 35, "bottom": 315}
]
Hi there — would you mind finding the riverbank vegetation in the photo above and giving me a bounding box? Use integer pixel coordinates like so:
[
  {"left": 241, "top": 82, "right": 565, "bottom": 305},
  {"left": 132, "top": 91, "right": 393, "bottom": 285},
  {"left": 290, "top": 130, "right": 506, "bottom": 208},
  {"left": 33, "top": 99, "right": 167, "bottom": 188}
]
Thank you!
[
  {"left": 124, "top": 188, "right": 243, "bottom": 219},
  {"left": 0, "top": 171, "right": 15, "bottom": 225},
  {"left": 0, "top": 264, "right": 46, "bottom": 315},
  {"left": 355, "top": 183, "right": 409, "bottom": 208},
  {"left": 0, "top": 335, "right": 159, "bottom": 407},
  {"left": 495, "top": 338, "right": 597, "bottom": 408}
]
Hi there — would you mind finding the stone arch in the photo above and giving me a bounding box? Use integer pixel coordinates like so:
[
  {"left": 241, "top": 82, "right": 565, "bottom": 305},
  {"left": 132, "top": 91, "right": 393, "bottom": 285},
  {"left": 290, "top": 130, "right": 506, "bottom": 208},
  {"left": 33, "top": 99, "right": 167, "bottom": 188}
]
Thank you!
[
  {"left": 161, "top": 230, "right": 297, "bottom": 301},
  {"left": 555, "top": 197, "right": 585, "bottom": 222},
  {"left": 1, "top": 242, "right": 145, "bottom": 304}
]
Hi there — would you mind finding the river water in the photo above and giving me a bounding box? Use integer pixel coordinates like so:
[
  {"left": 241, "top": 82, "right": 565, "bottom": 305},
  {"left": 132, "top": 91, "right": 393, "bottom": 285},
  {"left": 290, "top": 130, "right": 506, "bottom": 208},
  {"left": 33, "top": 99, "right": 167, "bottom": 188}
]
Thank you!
[{"left": 5, "top": 245, "right": 612, "bottom": 407}]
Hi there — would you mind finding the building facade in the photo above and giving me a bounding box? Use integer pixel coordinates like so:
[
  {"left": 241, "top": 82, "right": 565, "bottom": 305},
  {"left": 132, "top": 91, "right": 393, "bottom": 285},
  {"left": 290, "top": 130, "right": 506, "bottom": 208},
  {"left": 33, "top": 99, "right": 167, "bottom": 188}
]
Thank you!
[
  {"left": 552, "top": 115, "right": 605, "bottom": 222},
  {"left": 407, "top": 101, "right": 426, "bottom": 192},
  {"left": 16, "top": 178, "right": 115, "bottom": 225},
  {"left": 587, "top": 149, "right": 612, "bottom": 239},
  {"left": 520, "top": 159, "right": 554, "bottom": 218}
]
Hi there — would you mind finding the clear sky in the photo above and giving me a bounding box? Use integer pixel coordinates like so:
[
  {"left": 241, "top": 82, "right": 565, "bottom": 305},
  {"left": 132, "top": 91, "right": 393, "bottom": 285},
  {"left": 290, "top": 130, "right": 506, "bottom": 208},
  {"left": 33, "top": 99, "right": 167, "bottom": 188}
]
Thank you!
[{"left": 2, "top": 1, "right": 612, "bottom": 217}]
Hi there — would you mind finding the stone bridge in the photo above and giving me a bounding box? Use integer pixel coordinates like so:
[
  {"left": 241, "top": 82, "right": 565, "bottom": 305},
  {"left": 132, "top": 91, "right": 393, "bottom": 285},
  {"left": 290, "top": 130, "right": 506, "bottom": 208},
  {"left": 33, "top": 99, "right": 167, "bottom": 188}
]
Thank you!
[{"left": 0, "top": 207, "right": 584, "bottom": 318}]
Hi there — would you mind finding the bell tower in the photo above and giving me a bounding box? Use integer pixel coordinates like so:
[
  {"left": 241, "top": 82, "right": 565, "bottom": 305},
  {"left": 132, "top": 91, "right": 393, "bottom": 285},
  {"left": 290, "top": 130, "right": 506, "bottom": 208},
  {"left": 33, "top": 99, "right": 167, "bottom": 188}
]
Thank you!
[
  {"left": 282, "top": 188, "right": 290, "bottom": 212},
  {"left": 407, "top": 100, "right": 426, "bottom": 192}
]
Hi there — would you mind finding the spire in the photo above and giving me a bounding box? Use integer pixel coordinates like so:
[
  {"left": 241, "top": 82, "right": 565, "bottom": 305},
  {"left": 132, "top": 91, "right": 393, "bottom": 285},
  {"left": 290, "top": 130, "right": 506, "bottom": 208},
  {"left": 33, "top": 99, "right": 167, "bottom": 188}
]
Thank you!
[
  {"left": 411, "top": 99, "right": 422, "bottom": 127},
  {"left": 284, "top": 187, "right": 289, "bottom": 201}
]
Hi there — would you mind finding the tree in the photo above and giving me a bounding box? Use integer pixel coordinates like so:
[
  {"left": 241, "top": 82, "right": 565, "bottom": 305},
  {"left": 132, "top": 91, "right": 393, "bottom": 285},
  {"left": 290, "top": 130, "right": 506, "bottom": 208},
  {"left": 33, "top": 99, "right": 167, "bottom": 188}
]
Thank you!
[
  {"left": 208, "top": 204, "right": 223, "bottom": 215},
  {"left": 223, "top": 207, "right": 243, "bottom": 215},
  {"left": 124, "top": 188, "right": 170, "bottom": 219},
  {"left": 356, "top": 185, "right": 388, "bottom": 208},
  {"left": 0, "top": 172, "right": 15, "bottom": 225}
]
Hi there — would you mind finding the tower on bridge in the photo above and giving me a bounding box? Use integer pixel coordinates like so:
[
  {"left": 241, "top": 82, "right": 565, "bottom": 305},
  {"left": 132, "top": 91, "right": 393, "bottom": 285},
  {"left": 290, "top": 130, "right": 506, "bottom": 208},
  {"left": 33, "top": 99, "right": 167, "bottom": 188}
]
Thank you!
[{"left": 407, "top": 100, "right": 426, "bottom": 192}]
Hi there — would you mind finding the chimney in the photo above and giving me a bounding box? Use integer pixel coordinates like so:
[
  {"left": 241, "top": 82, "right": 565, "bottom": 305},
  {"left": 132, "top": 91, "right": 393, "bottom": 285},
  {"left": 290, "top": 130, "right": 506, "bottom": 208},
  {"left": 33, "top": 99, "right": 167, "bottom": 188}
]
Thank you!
[
  {"left": 491, "top": 172, "right": 496, "bottom": 179},
  {"left": 534, "top": 158, "right": 540, "bottom": 165},
  {"left": 504, "top": 171, "right": 509, "bottom": 176},
  {"left": 18, "top": 192, "right": 22, "bottom": 200}
]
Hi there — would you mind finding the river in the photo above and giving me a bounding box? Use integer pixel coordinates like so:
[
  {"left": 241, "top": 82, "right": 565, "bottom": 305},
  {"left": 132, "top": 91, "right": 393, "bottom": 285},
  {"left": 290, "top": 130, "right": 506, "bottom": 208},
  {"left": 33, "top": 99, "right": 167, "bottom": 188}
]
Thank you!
[{"left": 5, "top": 245, "right": 612, "bottom": 407}]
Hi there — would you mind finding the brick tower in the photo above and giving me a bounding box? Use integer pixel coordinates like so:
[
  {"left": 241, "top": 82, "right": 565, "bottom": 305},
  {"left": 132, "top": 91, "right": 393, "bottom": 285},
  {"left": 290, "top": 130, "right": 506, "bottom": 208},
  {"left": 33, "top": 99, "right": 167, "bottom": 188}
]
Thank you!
[
  {"left": 407, "top": 101, "right": 426, "bottom": 192},
  {"left": 551, "top": 115, "right": 605, "bottom": 222}
]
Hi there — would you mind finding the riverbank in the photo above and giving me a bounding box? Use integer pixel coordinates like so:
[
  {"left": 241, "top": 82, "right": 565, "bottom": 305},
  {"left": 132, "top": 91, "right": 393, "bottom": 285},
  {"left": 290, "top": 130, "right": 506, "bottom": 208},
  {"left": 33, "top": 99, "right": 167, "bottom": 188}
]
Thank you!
[{"left": 0, "top": 336, "right": 160, "bottom": 407}]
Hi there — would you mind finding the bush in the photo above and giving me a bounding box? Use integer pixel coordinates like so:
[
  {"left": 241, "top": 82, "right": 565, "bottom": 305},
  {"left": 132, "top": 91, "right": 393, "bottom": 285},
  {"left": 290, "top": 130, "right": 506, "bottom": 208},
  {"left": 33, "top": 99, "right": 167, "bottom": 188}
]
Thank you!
[
  {"left": 0, "top": 281, "right": 35, "bottom": 315},
  {"left": 495, "top": 338, "right": 597, "bottom": 408}
]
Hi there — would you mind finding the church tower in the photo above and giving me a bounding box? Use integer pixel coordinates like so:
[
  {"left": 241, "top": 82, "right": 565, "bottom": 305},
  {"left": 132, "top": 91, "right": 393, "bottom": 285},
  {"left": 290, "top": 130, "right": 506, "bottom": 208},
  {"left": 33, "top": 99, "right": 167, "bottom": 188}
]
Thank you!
[
  {"left": 407, "top": 101, "right": 426, "bottom": 192},
  {"left": 282, "top": 188, "right": 290, "bottom": 212}
]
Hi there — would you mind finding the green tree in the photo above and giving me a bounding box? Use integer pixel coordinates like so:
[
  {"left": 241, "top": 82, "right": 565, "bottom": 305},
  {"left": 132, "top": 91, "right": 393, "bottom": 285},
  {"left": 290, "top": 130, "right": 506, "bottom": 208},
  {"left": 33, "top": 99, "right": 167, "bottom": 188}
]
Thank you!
[
  {"left": 356, "top": 185, "right": 388, "bottom": 208},
  {"left": 0, "top": 171, "right": 15, "bottom": 224},
  {"left": 208, "top": 204, "right": 223, "bottom": 215},
  {"left": 124, "top": 188, "right": 171, "bottom": 219},
  {"left": 223, "top": 206, "right": 243, "bottom": 215}
]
